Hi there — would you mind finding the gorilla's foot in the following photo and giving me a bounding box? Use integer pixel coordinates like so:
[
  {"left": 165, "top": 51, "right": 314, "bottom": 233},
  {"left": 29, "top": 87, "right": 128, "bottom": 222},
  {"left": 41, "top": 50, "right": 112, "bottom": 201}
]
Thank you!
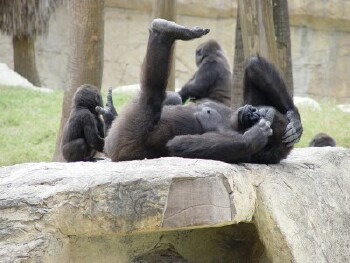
[{"left": 151, "top": 18, "right": 209, "bottom": 40}]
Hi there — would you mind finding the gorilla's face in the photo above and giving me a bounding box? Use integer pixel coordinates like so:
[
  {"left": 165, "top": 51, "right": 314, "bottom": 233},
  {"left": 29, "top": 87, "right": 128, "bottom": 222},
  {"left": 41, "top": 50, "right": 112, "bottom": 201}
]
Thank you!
[{"left": 195, "top": 39, "right": 222, "bottom": 66}]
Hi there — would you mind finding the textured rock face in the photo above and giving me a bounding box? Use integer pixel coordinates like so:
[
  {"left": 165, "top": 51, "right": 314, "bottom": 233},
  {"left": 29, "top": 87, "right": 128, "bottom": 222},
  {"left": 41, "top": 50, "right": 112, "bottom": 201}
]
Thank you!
[
  {"left": 0, "top": 1, "right": 349, "bottom": 100},
  {"left": 1, "top": 147, "right": 350, "bottom": 262}
]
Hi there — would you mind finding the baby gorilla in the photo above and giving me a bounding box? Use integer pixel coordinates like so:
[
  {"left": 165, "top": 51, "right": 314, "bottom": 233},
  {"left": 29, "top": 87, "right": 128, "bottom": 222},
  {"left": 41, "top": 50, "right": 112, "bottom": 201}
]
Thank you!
[{"left": 61, "top": 84, "right": 105, "bottom": 162}]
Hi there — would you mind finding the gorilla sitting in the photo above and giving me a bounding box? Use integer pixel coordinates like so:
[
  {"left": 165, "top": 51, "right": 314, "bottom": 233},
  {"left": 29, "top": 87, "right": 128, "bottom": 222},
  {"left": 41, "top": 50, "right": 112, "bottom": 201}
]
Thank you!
[
  {"left": 178, "top": 39, "right": 232, "bottom": 106},
  {"left": 104, "top": 19, "right": 303, "bottom": 164},
  {"left": 61, "top": 84, "right": 105, "bottom": 162},
  {"left": 309, "top": 132, "right": 336, "bottom": 147}
]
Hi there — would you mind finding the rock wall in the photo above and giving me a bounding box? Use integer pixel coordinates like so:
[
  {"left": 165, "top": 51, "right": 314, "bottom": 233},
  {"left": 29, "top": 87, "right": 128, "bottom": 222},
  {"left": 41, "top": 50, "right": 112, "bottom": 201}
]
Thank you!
[
  {"left": 1, "top": 147, "right": 350, "bottom": 262},
  {"left": 0, "top": 0, "right": 349, "bottom": 100}
]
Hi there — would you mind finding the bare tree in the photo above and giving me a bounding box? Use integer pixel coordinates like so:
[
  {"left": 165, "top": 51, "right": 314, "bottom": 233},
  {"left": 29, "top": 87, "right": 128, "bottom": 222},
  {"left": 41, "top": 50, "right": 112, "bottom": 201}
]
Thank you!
[
  {"left": 273, "top": 0, "right": 293, "bottom": 96},
  {"left": 232, "top": 0, "right": 293, "bottom": 107},
  {"left": 152, "top": 0, "right": 177, "bottom": 91},
  {"left": 231, "top": 10, "right": 244, "bottom": 109},
  {"left": 52, "top": 0, "right": 105, "bottom": 161},
  {"left": 0, "top": 0, "right": 61, "bottom": 86}
]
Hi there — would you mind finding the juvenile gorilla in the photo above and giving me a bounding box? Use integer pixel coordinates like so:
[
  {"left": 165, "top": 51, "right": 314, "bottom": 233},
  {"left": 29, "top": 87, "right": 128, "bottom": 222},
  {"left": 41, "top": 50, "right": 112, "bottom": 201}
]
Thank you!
[
  {"left": 178, "top": 39, "right": 232, "bottom": 106},
  {"left": 104, "top": 19, "right": 303, "bottom": 164},
  {"left": 309, "top": 132, "right": 336, "bottom": 147},
  {"left": 61, "top": 84, "right": 105, "bottom": 162}
]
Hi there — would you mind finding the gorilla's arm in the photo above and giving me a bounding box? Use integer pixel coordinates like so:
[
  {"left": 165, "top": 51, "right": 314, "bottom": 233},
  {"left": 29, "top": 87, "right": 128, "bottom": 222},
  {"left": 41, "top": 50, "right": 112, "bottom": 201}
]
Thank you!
[
  {"left": 178, "top": 61, "right": 218, "bottom": 103},
  {"left": 167, "top": 119, "right": 272, "bottom": 163},
  {"left": 83, "top": 114, "right": 104, "bottom": 152},
  {"left": 244, "top": 56, "right": 303, "bottom": 147},
  {"left": 96, "top": 88, "right": 118, "bottom": 135}
]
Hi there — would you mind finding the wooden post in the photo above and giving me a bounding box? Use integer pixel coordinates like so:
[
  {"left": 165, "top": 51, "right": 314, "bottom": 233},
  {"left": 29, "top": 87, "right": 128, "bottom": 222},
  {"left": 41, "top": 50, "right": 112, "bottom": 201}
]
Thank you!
[
  {"left": 152, "top": 0, "right": 177, "bottom": 91},
  {"left": 238, "top": 0, "right": 279, "bottom": 66}
]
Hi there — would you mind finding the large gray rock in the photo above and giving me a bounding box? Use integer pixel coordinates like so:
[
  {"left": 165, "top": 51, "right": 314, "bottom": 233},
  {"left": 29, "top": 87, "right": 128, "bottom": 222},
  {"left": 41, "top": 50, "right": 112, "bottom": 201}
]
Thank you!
[{"left": 0, "top": 147, "right": 349, "bottom": 262}]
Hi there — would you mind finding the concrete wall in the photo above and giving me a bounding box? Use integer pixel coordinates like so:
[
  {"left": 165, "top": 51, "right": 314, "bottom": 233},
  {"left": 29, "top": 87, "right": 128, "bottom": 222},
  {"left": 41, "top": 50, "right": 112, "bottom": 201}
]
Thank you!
[{"left": 0, "top": 0, "right": 349, "bottom": 101}]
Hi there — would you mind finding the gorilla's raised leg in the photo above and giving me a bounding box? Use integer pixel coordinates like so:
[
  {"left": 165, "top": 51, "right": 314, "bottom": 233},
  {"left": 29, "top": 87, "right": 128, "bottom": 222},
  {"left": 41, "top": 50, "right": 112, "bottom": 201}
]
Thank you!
[
  {"left": 141, "top": 19, "right": 209, "bottom": 125},
  {"left": 141, "top": 19, "right": 210, "bottom": 113}
]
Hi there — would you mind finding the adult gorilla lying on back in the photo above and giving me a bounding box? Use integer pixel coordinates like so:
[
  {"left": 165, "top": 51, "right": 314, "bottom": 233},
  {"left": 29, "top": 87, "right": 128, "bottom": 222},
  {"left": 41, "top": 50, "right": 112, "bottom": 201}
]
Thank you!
[{"left": 104, "top": 19, "right": 303, "bottom": 164}]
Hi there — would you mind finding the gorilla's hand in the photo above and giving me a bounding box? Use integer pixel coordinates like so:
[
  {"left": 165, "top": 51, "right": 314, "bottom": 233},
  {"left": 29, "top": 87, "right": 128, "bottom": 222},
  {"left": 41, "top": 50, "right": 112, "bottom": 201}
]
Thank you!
[
  {"left": 238, "top": 105, "right": 261, "bottom": 128},
  {"left": 243, "top": 119, "right": 273, "bottom": 153},
  {"left": 282, "top": 110, "right": 303, "bottom": 147},
  {"left": 96, "top": 87, "right": 118, "bottom": 122},
  {"left": 96, "top": 88, "right": 118, "bottom": 134}
]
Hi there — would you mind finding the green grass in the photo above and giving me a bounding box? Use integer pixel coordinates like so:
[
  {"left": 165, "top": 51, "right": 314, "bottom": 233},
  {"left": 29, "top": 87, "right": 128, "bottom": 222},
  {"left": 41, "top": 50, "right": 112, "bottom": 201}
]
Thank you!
[
  {"left": 297, "top": 100, "right": 350, "bottom": 148},
  {"left": 0, "top": 86, "right": 63, "bottom": 165},
  {"left": 0, "top": 85, "right": 349, "bottom": 166}
]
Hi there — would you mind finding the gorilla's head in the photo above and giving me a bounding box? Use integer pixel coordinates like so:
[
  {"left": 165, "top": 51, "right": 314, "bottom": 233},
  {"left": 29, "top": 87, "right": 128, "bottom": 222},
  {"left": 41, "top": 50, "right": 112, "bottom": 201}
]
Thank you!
[
  {"left": 195, "top": 39, "right": 222, "bottom": 66},
  {"left": 73, "top": 84, "right": 103, "bottom": 112}
]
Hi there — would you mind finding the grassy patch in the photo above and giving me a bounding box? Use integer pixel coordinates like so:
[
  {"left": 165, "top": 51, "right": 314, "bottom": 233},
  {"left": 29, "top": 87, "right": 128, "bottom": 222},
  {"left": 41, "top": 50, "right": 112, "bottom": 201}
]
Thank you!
[
  {"left": 297, "top": 100, "right": 350, "bottom": 148},
  {"left": 0, "top": 85, "right": 349, "bottom": 166},
  {"left": 0, "top": 86, "right": 63, "bottom": 165}
]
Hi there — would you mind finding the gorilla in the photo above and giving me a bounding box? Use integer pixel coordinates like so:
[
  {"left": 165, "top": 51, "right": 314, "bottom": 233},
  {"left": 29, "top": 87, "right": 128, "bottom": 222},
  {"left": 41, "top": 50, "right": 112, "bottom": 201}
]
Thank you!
[
  {"left": 309, "top": 132, "right": 336, "bottom": 147},
  {"left": 61, "top": 84, "right": 105, "bottom": 162},
  {"left": 178, "top": 39, "right": 232, "bottom": 106},
  {"left": 104, "top": 19, "right": 303, "bottom": 164}
]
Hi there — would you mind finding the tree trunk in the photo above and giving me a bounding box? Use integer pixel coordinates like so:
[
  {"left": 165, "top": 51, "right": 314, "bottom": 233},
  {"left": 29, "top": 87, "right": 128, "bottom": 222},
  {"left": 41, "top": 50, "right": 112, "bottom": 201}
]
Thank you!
[
  {"left": 233, "top": 0, "right": 293, "bottom": 107},
  {"left": 231, "top": 9, "right": 244, "bottom": 109},
  {"left": 152, "top": 0, "right": 177, "bottom": 91},
  {"left": 12, "top": 35, "right": 41, "bottom": 87},
  {"left": 273, "top": 0, "right": 294, "bottom": 96},
  {"left": 52, "top": 0, "right": 105, "bottom": 161},
  {"left": 238, "top": 0, "right": 278, "bottom": 65}
]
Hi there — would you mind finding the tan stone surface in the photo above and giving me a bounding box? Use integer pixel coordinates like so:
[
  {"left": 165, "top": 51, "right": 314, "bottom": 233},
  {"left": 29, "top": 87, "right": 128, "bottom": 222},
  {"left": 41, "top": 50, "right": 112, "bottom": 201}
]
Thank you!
[{"left": 1, "top": 148, "right": 350, "bottom": 262}]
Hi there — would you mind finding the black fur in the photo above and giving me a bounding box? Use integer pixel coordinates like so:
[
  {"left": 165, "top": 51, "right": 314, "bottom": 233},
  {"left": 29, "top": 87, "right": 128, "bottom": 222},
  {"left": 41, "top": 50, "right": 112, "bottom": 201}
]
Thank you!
[
  {"left": 61, "top": 84, "right": 104, "bottom": 162},
  {"left": 105, "top": 19, "right": 303, "bottom": 164},
  {"left": 309, "top": 132, "right": 336, "bottom": 147},
  {"left": 178, "top": 39, "right": 232, "bottom": 106}
]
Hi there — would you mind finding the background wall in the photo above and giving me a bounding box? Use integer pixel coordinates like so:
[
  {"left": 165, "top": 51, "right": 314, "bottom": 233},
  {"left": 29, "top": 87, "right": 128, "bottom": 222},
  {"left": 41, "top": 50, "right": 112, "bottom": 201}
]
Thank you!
[{"left": 0, "top": 0, "right": 350, "bottom": 101}]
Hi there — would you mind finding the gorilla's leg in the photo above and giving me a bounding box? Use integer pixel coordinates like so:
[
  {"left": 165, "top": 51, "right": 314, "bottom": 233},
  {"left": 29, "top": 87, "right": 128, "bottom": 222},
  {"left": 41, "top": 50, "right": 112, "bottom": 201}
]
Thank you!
[
  {"left": 141, "top": 19, "right": 209, "bottom": 128},
  {"left": 62, "top": 138, "right": 91, "bottom": 162},
  {"left": 167, "top": 119, "right": 272, "bottom": 163},
  {"left": 141, "top": 19, "right": 209, "bottom": 119}
]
